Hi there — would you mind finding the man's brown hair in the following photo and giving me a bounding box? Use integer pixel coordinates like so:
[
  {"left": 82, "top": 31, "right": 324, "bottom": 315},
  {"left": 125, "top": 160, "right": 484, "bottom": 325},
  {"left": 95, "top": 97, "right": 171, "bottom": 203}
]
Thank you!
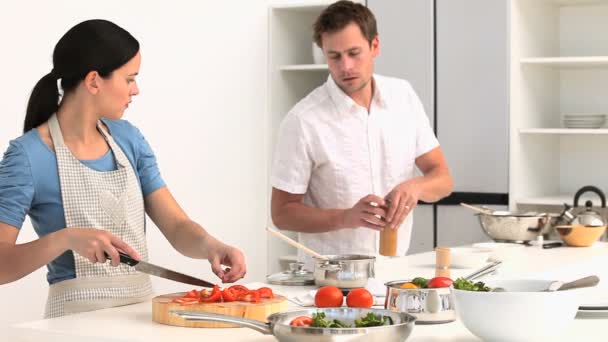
[{"left": 313, "top": 0, "right": 378, "bottom": 48}]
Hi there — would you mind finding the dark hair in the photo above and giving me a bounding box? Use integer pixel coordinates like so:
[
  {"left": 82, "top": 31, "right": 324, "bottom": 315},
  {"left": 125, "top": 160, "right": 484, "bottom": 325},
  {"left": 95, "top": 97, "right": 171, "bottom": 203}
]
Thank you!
[
  {"left": 24, "top": 19, "right": 139, "bottom": 133},
  {"left": 313, "top": 0, "right": 378, "bottom": 48}
]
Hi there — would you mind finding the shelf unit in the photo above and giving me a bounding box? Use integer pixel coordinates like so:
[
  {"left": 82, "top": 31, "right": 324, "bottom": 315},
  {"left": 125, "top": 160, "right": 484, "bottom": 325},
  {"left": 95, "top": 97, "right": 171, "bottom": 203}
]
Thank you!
[
  {"left": 267, "top": 0, "right": 354, "bottom": 274},
  {"left": 510, "top": 0, "right": 608, "bottom": 208}
]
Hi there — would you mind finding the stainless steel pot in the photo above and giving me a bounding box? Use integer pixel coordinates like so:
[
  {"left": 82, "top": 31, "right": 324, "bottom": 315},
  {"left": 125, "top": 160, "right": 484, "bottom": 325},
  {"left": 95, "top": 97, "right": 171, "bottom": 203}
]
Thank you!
[
  {"left": 383, "top": 262, "right": 502, "bottom": 325},
  {"left": 171, "top": 307, "right": 415, "bottom": 342},
  {"left": 477, "top": 213, "right": 558, "bottom": 243},
  {"left": 384, "top": 280, "right": 455, "bottom": 324},
  {"left": 313, "top": 255, "right": 375, "bottom": 289}
]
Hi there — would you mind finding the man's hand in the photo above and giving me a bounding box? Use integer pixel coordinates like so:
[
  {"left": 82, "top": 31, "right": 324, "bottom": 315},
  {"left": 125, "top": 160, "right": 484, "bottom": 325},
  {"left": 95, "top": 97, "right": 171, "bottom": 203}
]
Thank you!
[
  {"left": 385, "top": 181, "right": 422, "bottom": 229},
  {"left": 341, "top": 194, "right": 388, "bottom": 231}
]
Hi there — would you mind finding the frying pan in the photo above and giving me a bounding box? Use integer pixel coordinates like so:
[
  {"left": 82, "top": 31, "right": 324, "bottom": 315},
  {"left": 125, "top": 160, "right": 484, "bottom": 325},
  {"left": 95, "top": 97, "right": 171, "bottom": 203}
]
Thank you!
[{"left": 171, "top": 307, "right": 415, "bottom": 341}]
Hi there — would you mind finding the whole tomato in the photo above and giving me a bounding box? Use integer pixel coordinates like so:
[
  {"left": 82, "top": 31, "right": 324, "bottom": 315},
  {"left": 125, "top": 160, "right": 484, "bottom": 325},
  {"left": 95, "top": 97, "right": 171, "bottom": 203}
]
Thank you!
[
  {"left": 345, "top": 288, "right": 373, "bottom": 308},
  {"left": 314, "top": 286, "right": 344, "bottom": 307},
  {"left": 427, "top": 276, "right": 453, "bottom": 288}
]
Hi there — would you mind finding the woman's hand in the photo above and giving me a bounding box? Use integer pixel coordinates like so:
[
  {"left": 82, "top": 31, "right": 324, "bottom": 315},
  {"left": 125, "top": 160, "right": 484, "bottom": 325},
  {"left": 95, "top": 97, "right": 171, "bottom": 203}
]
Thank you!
[
  {"left": 62, "top": 228, "right": 141, "bottom": 266},
  {"left": 206, "top": 239, "right": 246, "bottom": 283}
]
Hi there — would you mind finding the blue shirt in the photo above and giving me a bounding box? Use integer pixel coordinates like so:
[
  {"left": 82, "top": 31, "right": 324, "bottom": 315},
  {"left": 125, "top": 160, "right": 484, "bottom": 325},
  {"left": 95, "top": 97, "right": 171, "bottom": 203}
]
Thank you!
[{"left": 0, "top": 119, "right": 165, "bottom": 284}]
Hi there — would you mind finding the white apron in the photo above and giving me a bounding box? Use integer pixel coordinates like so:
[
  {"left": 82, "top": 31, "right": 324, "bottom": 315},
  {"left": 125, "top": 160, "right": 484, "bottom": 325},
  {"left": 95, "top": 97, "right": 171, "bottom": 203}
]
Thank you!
[{"left": 44, "top": 114, "right": 153, "bottom": 318}]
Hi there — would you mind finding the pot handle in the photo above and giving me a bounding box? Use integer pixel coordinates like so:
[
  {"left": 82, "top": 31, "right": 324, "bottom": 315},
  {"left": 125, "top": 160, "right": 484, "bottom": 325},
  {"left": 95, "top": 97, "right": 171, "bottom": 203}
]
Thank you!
[
  {"left": 170, "top": 310, "right": 273, "bottom": 334},
  {"left": 318, "top": 261, "right": 344, "bottom": 271},
  {"left": 573, "top": 186, "right": 606, "bottom": 208}
]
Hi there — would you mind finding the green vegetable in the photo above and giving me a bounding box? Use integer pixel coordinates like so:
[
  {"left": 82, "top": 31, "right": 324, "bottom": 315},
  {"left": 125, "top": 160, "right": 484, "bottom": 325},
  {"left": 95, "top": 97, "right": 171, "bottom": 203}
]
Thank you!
[
  {"left": 453, "top": 277, "right": 491, "bottom": 292},
  {"left": 412, "top": 277, "right": 429, "bottom": 288},
  {"left": 354, "top": 312, "right": 393, "bottom": 327},
  {"left": 310, "top": 312, "right": 393, "bottom": 328},
  {"left": 311, "top": 312, "right": 351, "bottom": 328}
]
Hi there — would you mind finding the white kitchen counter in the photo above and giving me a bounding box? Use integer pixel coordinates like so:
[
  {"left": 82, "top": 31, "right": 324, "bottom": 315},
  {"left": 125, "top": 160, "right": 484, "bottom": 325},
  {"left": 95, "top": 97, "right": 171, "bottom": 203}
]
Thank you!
[{"left": 11, "top": 243, "right": 608, "bottom": 341}]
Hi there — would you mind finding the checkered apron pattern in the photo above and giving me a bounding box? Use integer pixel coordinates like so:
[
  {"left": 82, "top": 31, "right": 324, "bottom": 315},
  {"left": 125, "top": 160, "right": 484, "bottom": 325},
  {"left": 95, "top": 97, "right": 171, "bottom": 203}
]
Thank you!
[{"left": 44, "top": 114, "right": 153, "bottom": 318}]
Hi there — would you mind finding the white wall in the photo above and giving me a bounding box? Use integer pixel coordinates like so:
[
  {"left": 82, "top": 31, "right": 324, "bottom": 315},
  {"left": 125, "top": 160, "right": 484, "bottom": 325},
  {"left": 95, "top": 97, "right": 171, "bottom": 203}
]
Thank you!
[{"left": 0, "top": 0, "right": 274, "bottom": 332}]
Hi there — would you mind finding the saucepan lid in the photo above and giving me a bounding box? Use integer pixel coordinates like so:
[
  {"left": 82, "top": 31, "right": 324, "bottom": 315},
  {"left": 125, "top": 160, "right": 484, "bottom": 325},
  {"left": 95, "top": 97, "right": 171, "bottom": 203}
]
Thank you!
[{"left": 267, "top": 262, "right": 314, "bottom": 286}]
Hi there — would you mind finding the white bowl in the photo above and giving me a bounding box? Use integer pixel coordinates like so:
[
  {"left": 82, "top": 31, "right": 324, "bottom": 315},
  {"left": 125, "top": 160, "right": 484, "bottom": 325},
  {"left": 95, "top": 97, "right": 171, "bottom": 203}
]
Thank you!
[
  {"left": 449, "top": 247, "right": 492, "bottom": 268},
  {"left": 452, "top": 279, "right": 588, "bottom": 341},
  {"left": 472, "top": 242, "right": 525, "bottom": 261}
]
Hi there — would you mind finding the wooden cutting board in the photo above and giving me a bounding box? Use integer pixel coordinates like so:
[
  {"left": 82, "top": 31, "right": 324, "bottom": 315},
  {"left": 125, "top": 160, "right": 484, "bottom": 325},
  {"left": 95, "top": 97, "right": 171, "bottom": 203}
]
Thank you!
[{"left": 152, "top": 292, "right": 288, "bottom": 328}]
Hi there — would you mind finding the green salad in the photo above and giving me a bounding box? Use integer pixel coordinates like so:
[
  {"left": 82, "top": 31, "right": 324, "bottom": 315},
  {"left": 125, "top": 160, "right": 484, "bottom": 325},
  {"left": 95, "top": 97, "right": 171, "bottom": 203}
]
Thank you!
[
  {"left": 452, "top": 277, "right": 491, "bottom": 292},
  {"left": 310, "top": 312, "right": 393, "bottom": 328}
]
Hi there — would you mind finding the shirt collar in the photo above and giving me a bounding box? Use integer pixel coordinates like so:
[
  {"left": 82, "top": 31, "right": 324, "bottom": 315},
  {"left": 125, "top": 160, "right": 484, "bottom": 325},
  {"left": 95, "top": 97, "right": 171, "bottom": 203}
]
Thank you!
[{"left": 326, "top": 74, "right": 387, "bottom": 115}]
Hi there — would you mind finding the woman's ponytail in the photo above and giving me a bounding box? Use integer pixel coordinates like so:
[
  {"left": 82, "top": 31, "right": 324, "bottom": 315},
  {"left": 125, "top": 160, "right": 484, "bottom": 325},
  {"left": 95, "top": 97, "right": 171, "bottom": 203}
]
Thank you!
[{"left": 23, "top": 72, "right": 59, "bottom": 133}]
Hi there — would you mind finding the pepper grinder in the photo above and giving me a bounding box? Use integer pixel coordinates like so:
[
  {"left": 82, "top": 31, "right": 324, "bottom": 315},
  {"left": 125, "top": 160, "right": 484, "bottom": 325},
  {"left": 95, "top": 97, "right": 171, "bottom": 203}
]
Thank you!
[{"left": 435, "top": 246, "right": 451, "bottom": 278}]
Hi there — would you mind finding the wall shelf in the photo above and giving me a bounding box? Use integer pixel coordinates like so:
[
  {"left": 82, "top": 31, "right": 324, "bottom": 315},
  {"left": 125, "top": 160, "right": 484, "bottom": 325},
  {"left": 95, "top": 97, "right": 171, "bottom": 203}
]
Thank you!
[
  {"left": 520, "top": 56, "right": 608, "bottom": 68},
  {"left": 519, "top": 128, "right": 608, "bottom": 134},
  {"left": 516, "top": 195, "right": 600, "bottom": 206},
  {"left": 549, "top": 0, "right": 608, "bottom": 6},
  {"left": 279, "top": 64, "right": 328, "bottom": 71}
]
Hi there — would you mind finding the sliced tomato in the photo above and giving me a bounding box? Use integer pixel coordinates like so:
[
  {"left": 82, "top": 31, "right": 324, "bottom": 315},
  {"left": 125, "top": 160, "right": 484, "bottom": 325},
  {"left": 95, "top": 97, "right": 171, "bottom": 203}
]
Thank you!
[
  {"left": 200, "top": 285, "right": 222, "bottom": 303},
  {"left": 258, "top": 287, "right": 274, "bottom": 299},
  {"left": 237, "top": 290, "right": 261, "bottom": 303},
  {"left": 183, "top": 289, "right": 200, "bottom": 299},
  {"left": 222, "top": 288, "right": 238, "bottom": 302},
  {"left": 228, "top": 285, "right": 249, "bottom": 295},
  {"left": 290, "top": 316, "right": 313, "bottom": 326}
]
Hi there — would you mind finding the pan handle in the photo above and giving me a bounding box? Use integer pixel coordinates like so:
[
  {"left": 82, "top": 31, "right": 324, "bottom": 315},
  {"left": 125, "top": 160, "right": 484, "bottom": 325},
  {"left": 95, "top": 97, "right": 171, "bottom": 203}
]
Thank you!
[{"left": 170, "top": 310, "right": 273, "bottom": 334}]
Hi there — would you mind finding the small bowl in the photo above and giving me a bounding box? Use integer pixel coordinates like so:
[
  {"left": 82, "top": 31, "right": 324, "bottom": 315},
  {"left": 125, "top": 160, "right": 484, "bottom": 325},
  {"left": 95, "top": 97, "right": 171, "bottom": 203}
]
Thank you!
[
  {"left": 555, "top": 225, "right": 606, "bottom": 247},
  {"left": 450, "top": 247, "right": 492, "bottom": 268},
  {"left": 452, "top": 279, "right": 588, "bottom": 341},
  {"left": 385, "top": 280, "right": 455, "bottom": 324}
]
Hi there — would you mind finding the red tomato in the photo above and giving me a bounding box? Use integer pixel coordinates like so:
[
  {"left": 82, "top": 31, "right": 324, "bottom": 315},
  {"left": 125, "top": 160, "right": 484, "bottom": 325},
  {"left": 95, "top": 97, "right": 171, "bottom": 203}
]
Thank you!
[
  {"left": 314, "top": 286, "right": 344, "bottom": 307},
  {"left": 345, "top": 288, "right": 373, "bottom": 308},
  {"left": 221, "top": 288, "right": 237, "bottom": 302},
  {"left": 427, "top": 277, "right": 453, "bottom": 288},
  {"left": 200, "top": 285, "right": 222, "bottom": 302},
  {"left": 229, "top": 285, "right": 249, "bottom": 295},
  {"left": 183, "top": 289, "right": 200, "bottom": 299},
  {"left": 238, "top": 290, "right": 261, "bottom": 303},
  {"left": 258, "top": 287, "right": 274, "bottom": 299},
  {"left": 290, "top": 316, "right": 313, "bottom": 326}
]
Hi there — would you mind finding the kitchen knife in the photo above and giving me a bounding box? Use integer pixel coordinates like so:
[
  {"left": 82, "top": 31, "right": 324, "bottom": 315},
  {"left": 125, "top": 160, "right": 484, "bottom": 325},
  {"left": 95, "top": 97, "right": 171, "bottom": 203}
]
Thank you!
[{"left": 106, "top": 252, "right": 215, "bottom": 288}]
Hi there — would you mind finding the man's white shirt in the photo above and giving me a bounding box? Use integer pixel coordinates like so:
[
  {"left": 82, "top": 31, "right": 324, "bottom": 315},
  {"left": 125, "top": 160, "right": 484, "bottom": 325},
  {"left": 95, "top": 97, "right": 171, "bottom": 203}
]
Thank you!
[{"left": 271, "top": 74, "right": 439, "bottom": 266}]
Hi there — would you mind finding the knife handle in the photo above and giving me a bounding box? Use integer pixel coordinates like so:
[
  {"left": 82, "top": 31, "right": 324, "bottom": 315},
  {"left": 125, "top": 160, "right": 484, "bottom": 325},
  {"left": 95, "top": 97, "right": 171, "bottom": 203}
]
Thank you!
[{"left": 103, "top": 252, "right": 140, "bottom": 266}]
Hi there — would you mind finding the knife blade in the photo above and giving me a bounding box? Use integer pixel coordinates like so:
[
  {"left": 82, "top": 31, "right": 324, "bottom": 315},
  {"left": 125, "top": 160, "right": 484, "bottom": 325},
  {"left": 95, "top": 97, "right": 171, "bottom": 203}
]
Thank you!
[{"left": 106, "top": 252, "right": 216, "bottom": 288}]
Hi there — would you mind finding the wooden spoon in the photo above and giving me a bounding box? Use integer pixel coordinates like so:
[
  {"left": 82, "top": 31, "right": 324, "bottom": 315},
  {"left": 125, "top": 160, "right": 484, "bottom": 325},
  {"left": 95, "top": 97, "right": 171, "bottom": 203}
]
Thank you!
[
  {"left": 460, "top": 203, "right": 493, "bottom": 214},
  {"left": 266, "top": 227, "right": 329, "bottom": 260}
]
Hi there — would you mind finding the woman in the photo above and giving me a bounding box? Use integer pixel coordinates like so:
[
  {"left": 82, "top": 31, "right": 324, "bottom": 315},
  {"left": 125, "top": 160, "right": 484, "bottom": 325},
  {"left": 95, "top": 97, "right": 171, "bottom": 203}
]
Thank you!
[{"left": 0, "top": 19, "right": 246, "bottom": 318}]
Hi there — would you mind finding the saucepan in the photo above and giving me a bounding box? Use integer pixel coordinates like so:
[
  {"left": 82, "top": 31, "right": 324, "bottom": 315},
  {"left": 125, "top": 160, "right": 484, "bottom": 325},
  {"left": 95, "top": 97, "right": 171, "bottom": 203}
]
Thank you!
[
  {"left": 171, "top": 307, "right": 415, "bottom": 342},
  {"left": 313, "top": 254, "right": 376, "bottom": 289},
  {"left": 266, "top": 228, "right": 376, "bottom": 289}
]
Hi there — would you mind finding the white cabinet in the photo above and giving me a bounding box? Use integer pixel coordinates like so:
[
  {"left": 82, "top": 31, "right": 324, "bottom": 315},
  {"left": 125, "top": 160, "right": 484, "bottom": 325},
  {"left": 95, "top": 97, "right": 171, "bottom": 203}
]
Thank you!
[{"left": 510, "top": 0, "right": 608, "bottom": 210}]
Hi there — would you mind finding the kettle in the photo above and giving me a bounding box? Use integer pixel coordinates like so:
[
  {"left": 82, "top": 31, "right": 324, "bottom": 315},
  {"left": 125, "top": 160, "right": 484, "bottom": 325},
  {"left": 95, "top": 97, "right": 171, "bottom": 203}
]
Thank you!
[{"left": 560, "top": 186, "right": 607, "bottom": 227}]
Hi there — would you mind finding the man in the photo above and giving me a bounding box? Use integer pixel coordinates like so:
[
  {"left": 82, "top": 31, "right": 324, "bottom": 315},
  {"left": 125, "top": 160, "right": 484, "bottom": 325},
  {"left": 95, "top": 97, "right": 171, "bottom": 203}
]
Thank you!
[{"left": 270, "top": 1, "right": 452, "bottom": 264}]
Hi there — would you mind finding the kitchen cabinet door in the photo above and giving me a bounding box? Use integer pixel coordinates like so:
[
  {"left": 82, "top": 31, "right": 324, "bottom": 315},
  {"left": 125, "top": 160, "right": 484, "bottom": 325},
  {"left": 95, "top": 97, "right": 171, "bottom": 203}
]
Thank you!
[
  {"left": 367, "top": 0, "right": 435, "bottom": 126},
  {"left": 408, "top": 205, "right": 434, "bottom": 255},
  {"left": 436, "top": 205, "right": 506, "bottom": 247},
  {"left": 436, "top": 0, "right": 509, "bottom": 194}
]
